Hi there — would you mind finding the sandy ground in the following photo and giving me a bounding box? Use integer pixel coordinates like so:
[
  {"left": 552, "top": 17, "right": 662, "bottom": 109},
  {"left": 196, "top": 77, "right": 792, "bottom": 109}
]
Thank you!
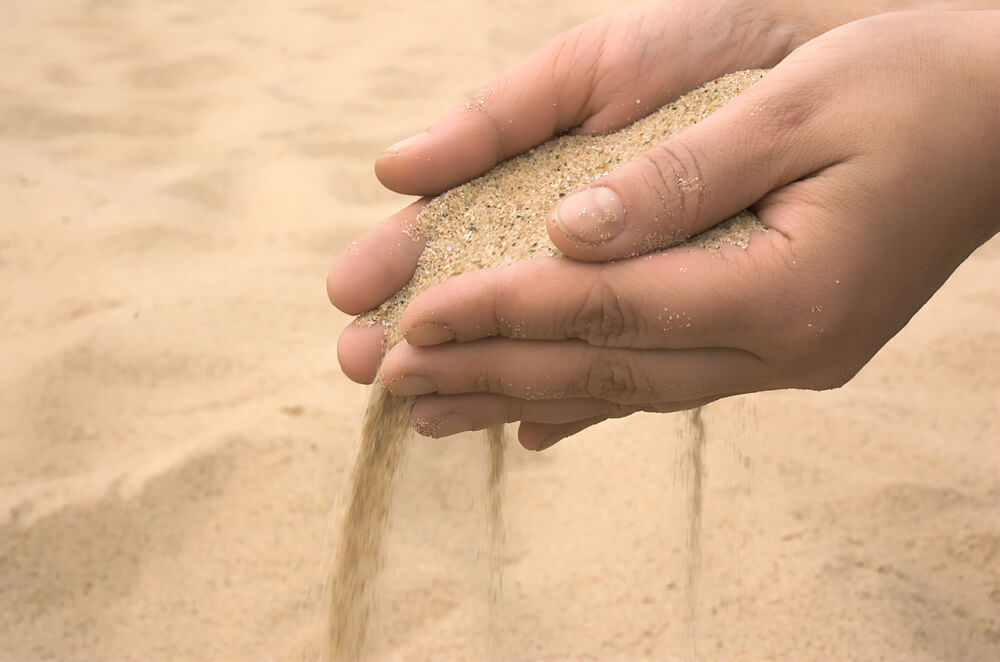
[{"left": 1, "top": 1, "right": 998, "bottom": 660}]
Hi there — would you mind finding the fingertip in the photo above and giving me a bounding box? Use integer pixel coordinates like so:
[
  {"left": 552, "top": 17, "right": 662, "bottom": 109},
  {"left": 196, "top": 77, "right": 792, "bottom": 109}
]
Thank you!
[
  {"left": 399, "top": 282, "right": 463, "bottom": 346},
  {"left": 375, "top": 115, "right": 499, "bottom": 195},
  {"left": 409, "top": 395, "right": 476, "bottom": 439},
  {"left": 545, "top": 213, "right": 607, "bottom": 262},
  {"left": 399, "top": 267, "right": 502, "bottom": 344},
  {"left": 337, "top": 321, "right": 386, "bottom": 385},
  {"left": 517, "top": 422, "right": 550, "bottom": 451},
  {"left": 545, "top": 186, "right": 665, "bottom": 262},
  {"left": 374, "top": 152, "right": 420, "bottom": 195},
  {"left": 326, "top": 245, "right": 365, "bottom": 314},
  {"left": 404, "top": 322, "right": 456, "bottom": 347},
  {"left": 374, "top": 132, "right": 431, "bottom": 194},
  {"left": 377, "top": 341, "right": 426, "bottom": 395},
  {"left": 327, "top": 201, "right": 428, "bottom": 315},
  {"left": 518, "top": 417, "right": 605, "bottom": 451}
]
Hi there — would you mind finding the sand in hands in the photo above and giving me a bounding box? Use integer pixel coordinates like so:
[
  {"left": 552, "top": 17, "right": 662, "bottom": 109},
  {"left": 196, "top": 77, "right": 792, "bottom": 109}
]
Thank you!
[{"left": 328, "top": 70, "right": 768, "bottom": 661}]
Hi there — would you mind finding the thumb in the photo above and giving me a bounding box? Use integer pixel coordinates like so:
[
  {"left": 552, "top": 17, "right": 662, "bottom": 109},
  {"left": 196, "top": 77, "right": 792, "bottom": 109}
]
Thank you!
[{"left": 546, "top": 72, "right": 842, "bottom": 261}]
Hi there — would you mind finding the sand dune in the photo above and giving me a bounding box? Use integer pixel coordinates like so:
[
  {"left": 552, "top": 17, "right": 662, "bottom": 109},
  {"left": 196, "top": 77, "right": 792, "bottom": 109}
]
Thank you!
[{"left": 1, "top": 0, "right": 997, "bottom": 660}]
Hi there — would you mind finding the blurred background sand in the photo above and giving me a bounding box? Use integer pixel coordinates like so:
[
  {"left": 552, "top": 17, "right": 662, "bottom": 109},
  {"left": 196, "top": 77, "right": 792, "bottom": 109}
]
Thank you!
[{"left": 1, "top": 1, "right": 998, "bottom": 660}]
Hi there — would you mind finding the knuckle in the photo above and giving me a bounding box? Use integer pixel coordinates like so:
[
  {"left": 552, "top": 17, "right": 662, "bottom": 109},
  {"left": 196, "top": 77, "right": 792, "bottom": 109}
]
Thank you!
[
  {"left": 744, "top": 96, "right": 819, "bottom": 185},
  {"left": 638, "top": 140, "right": 708, "bottom": 232},
  {"left": 492, "top": 267, "right": 530, "bottom": 339},
  {"left": 476, "top": 370, "right": 494, "bottom": 394},
  {"left": 578, "top": 349, "right": 654, "bottom": 404},
  {"left": 476, "top": 356, "right": 510, "bottom": 396},
  {"left": 740, "top": 70, "right": 831, "bottom": 162},
  {"left": 569, "top": 269, "right": 639, "bottom": 347},
  {"left": 550, "top": 29, "right": 589, "bottom": 92},
  {"left": 750, "top": 96, "right": 813, "bottom": 153}
]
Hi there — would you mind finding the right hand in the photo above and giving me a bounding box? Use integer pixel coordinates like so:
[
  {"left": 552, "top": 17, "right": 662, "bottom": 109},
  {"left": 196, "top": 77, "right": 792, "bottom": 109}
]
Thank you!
[{"left": 327, "top": 0, "right": 997, "bottom": 435}]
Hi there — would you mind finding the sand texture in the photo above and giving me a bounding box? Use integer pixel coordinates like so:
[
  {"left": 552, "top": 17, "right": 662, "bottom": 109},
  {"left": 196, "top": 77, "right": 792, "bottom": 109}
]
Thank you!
[
  {"left": 2, "top": 1, "right": 999, "bottom": 661},
  {"left": 327, "top": 387, "right": 411, "bottom": 662},
  {"left": 361, "top": 70, "right": 766, "bottom": 340}
]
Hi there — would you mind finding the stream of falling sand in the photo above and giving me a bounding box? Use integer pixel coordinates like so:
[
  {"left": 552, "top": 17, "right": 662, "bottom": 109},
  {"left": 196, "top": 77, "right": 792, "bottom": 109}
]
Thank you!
[
  {"left": 683, "top": 407, "right": 707, "bottom": 661},
  {"left": 327, "top": 385, "right": 506, "bottom": 662},
  {"left": 484, "top": 425, "right": 506, "bottom": 662},
  {"left": 327, "top": 386, "right": 411, "bottom": 662}
]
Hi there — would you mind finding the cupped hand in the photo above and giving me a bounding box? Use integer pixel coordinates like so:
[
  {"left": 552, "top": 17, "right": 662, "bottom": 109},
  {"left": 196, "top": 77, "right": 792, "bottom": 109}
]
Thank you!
[
  {"left": 330, "top": 4, "right": 1000, "bottom": 450},
  {"left": 329, "top": 0, "right": 847, "bottom": 373}
]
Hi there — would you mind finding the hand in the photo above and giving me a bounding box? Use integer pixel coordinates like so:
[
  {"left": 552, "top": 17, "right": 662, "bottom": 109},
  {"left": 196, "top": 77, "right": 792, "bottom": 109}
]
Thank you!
[
  {"left": 329, "top": 0, "right": 896, "bottom": 371},
  {"left": 329, "top": 4, "right": 1000, "bottom": 450}
]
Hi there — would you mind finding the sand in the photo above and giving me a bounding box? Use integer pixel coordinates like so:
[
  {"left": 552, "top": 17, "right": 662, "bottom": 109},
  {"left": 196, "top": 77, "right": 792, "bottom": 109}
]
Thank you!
[
  {"left": 327, "top": 387, "right": 411, "bottom": 662},
  {"left": 681, "top": 408, "right": 708, "bottom": 659},
  {"left": 483, "top": 425, "right": 506, "bottom": 662},
  {"left": 327, "top": 396, "right": 504, "bottom": 662},
  {"left": 360, "top": 70, "right": 767, "bottom": 336},
  {"left": 1, "top": 1, "right": 999, "bottom": 660}
]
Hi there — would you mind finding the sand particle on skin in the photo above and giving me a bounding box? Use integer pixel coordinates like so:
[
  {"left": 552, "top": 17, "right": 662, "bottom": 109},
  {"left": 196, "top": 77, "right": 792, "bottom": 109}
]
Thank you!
[{"left": 329, "top": 70, "right": 768, "bottom": 662}]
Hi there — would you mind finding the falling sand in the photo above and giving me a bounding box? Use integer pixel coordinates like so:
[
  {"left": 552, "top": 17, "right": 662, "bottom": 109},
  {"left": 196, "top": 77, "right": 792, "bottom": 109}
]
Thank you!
[
  {"left": 682, "top": 407, "right": 708, "bottom": 659},
  {"left": 327, "top": 387, "right": 411, "bottom": 662},
  {"left": 328, "top": 70, "right": 768, "bottom": 661}
]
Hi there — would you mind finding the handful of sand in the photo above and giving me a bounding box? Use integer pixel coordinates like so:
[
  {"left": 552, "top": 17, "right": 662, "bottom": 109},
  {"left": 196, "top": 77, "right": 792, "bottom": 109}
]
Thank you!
[{"left": 361, "top": 69, "right": 768, "bottom": 344}]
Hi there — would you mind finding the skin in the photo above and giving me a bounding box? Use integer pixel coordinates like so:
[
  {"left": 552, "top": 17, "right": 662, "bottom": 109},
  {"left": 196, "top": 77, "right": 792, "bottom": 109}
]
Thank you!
[{"left": 328, "top": 0, "right": 1000, "bottom": 451}]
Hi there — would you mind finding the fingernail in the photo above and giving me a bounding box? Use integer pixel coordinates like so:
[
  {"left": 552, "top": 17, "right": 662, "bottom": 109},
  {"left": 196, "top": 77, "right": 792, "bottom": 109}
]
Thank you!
[
  {"left": 386, "top": 374, "right": 436, "bottom": 396},
  {"left": 553, "top": 186, "right": 625, "bottom": 244},
  {"left": 405, "top": 323, "right": 455, "bottom": 346},
  {"left": 383, "top": 131, "right": 429, "bottom": 155}
]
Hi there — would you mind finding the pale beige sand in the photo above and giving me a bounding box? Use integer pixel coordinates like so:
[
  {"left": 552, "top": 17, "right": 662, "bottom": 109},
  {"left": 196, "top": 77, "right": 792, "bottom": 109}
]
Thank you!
[
  {"left": 1, "top": 1, "right": 998, "bottom": 660},
  {"left": 361, "top": 70, "right": 766, "bottom": 339}
]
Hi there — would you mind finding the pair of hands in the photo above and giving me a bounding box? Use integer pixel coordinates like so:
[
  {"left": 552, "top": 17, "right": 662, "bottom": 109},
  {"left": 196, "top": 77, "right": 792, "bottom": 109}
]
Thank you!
[{"left": 328, "top": 0, "right": 1000, "bottom": 451}]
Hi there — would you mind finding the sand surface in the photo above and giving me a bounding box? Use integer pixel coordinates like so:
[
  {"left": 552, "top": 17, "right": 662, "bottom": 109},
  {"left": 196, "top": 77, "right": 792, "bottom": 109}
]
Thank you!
[
  {"left": 361, "top": 70, "right": 766, "bottom": 340},
  {"left": 1, "top": 1, "right": 998, "bottom": 660}
]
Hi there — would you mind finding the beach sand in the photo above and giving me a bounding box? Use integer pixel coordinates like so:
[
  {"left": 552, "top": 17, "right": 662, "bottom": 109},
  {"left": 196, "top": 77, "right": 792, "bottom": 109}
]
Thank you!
[{"left": 1, "top": 1, "right": 998, "bottom": 660}]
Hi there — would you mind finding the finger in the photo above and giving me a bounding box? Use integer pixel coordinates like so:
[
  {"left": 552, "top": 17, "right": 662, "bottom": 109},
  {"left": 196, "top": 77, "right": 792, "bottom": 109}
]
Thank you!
[
  {"left": 545, "top": 65, "right": 852, "bottom": 261},
  {"left": 381, "top": 339, "right": 767, "bottom": 405},
  {"left": 520, "top": 390, "right": 724, "bottom": 450},
  {"left": 327, "top": 199, "right": 427, "bottom": 315},
  {"left": 373, "top": 23, "right": 602, "bottom": 196},
  {"left": 519, "top": 417, "right": 606, "bottom": 452},
  {"left": 409, "top": 392, "right": 720, "bottom": 438},
  {"left": 375, "top": 5, "right": 801, "bottom": 197},
  {"left": 401, "top": 246, "right": 769, "bottom": 350},
  {"left": 337, "top": 321, "right": 385, "bottom": 384},
  {"left": 409, "top": 393, "right": 631, "bottom": 438}
]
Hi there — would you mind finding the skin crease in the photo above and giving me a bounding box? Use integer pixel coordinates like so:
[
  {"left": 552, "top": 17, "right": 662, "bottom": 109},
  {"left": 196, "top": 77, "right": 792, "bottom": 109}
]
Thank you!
[{"left": 327, "top": 0, "right": 1000, "bottom": 451}]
